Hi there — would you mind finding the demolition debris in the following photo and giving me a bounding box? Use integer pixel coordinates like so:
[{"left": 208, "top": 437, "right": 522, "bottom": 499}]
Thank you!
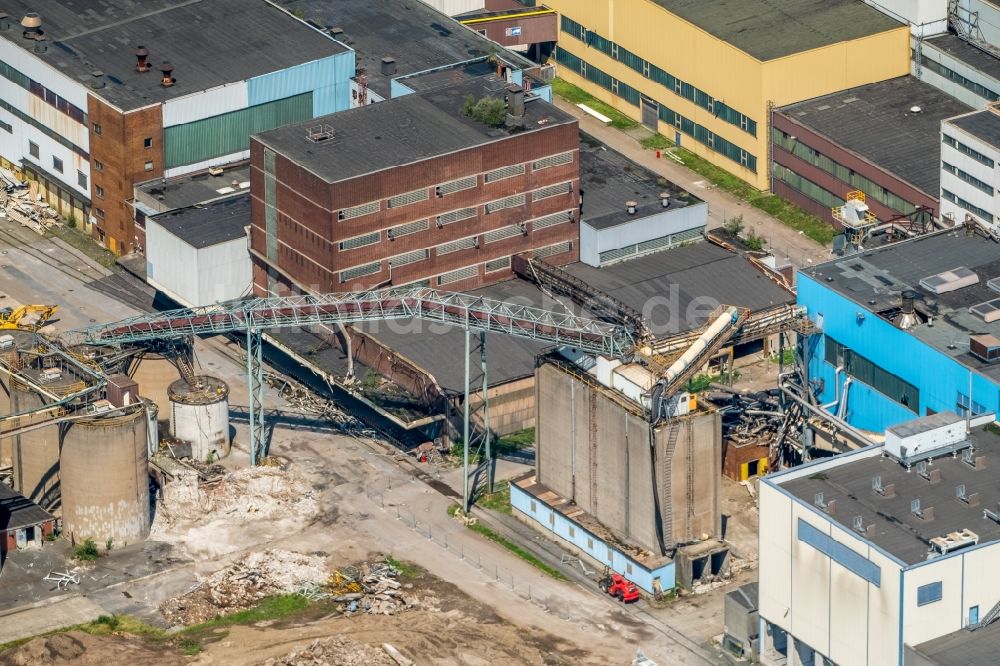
[{"left": 264, "top": 637, "right": 399, "bottom": 666}]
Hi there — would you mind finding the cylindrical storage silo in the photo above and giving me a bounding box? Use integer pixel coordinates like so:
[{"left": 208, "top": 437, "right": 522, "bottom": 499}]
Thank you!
[
  {"left": 61, "top": 405, "right": 150, "bottom": 546},
  {"left": 0, "top": 332, "right": 37, "bottom": 469},
  {"left": 12, "top": 366, "right": 86, "bottom": 508},
  {"left": 168, "top": 376, "right": 230, "bottom": 462}
]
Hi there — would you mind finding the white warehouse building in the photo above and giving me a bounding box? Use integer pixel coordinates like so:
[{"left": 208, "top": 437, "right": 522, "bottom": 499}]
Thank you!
[
  {"left": 759, "top": 411, "right": 1000, "bottom": 666},
  {"left": 940, "top": 105, "right": 1000, "bottom": 238}
]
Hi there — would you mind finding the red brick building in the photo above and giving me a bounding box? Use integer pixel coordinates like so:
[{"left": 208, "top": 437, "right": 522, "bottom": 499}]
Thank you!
[{"left": 250, "top": 77, "right": 580, "bottom": 296}]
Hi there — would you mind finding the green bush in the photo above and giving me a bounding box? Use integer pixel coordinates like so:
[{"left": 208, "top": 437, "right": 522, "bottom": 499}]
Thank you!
[
  {"left": 723, "top": 215, "right": 745, "bottom": 236},
  {"left": 74, "top": 539, "right": 99, "bottom": 562},
  {"left": 466, "top": 96, "right": 506, "bottom": 127},
  {"left": 744, "top": 232, "right": 764, "bottom": 252}
]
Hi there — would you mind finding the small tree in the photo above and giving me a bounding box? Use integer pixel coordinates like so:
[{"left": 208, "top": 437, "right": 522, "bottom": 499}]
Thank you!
[
  {"left": 462, "top": 94, "right": 476, "bottom": 117},
  {"left": 723, "top": 215, "right": 744, "bottom": 237},
  {"left": 744, "top": 232, "right": 765, "bottom": 252},
  {"left": 463, "top": 96, "right": 506, "bottom": 128}
]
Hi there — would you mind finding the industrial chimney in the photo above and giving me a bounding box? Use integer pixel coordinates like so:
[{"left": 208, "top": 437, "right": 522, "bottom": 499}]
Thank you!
[
  {"left": 20, "top": 12, "right": 41, "bottom": 40},
  {"left": 134, "top": 45, "right": 150, "bottom": 72},
  {"left": 158, "top": 62, "right": 175, "bottom": 87}
]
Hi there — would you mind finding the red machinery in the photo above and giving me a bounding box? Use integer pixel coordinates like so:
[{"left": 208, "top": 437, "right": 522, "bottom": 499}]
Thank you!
[{"left": 598, "top": 567, "right": 640, "bottom": 603}]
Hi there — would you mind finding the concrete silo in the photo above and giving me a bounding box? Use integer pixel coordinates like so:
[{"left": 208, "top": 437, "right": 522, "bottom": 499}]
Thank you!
[
  {"left": 60, "top": 404, "right": 151, "bottom": 546},
  {"left": 168, "top": 376, "right": 230, "bottom": 462}
]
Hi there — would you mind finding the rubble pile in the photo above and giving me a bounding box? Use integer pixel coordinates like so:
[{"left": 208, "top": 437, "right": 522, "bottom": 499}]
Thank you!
[
  {"left": 1, "top": 176, "right": 59, "bottom": 234},
  {"left": 264, "top": 637, "right": 397, "bottom": 666},
  {"left": 324, "top": 561, "right": 431, "bottom": 616},
  {"left": 151, "top": 464, "right": 318, "bottom": 533},
  {"left": 161, "top": 550, "right": 327, "bottom": 624}
]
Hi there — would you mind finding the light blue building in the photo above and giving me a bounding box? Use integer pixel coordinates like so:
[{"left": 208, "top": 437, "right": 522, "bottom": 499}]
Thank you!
[
  {"left": 797, "top": 229, "right": 1000, "bottom": 433},
  {"left": 510, "top": 475, "right": 675, "bottom": 594}
]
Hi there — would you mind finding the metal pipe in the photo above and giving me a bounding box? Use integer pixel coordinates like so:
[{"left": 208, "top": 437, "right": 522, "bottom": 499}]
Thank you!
[
  {"left": 837, "top": 377, "right": 853, "bottom": 420},
  {"left": 662, "top": 307, "right": 738, "bottom": 385},
  {"left": 779, "top": 384, "right": 875, "bottom": 447},
  {"left": 744, "top": 410, "right": 785, "bottom": 418},
  {"left": 821, "top": 366, "right": 843, "bottom": 410}
]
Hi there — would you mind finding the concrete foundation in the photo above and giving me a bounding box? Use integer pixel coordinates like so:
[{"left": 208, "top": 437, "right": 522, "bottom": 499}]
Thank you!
[
  {"left": 535, "top": 361, "right": 721, "bottom": 554},
  {"left": 61, "top": 405, "right": 151, "bottom": 546}
]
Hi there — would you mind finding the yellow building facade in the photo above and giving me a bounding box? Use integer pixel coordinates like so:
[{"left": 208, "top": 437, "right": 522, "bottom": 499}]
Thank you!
[{"left": 547, "top": 0, "right": 910, "bottom": 190}]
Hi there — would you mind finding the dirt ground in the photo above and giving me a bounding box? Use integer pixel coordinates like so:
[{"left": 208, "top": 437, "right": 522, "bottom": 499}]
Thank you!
[{"left": 1, "top": 568, "right": 599, "bottom": 666}]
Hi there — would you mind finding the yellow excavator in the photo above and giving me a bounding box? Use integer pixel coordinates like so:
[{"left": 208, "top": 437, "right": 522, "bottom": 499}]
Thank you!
[{"left": 0, "top": 304, "right": 58, "bottom": 331}]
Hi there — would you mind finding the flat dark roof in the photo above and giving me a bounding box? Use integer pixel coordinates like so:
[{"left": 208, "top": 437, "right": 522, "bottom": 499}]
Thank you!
[
  {"left": 782, "top": 424, "right": 1000, "bottom": 565},
  {"left": 778, "top": 76, "right": 973, "bottom": 195},
  {"left": 579, "top": 134, "right": 701, "bottom": 231},
  {"left": 909, "top": 619, "right": 1000, "bottom": 666},
  {"left": 149, "top": 194, "right": 250, "bottom": 249},
  {"left": 0, "top": 484, "right": 53, "bottom": 532},
  {"left": 255, "top": 75, "right": 575, "bottom": 183},
  {"left": 283, "top": 0, "right": 531, "bottom": 99},
  {"left": 948, "top": 109, "right": 1000, "bottom": 148},
  {"left": 1, "top": 0, "right": 346, "bottom": 112},
  {"left": 563, "top": 242, "right": 794, "bottom": 326},
  {"left": 802, "top": 230, "right": 1000, "bottom": 382},
  {"left": 650, "top": 0, "right": 903, "bottom": 61},
  {"left": 925, "top": 33, "right": 1000, "bottom": 83},
  {"left": 136, "top": 163, "right": 251, "bottom": 211}
]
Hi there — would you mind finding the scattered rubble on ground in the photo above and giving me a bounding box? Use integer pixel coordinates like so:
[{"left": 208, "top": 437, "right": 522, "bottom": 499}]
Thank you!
[
  {"left": 307, "top": 560, "right": 436, "bottom": 616},
  {"left": 1, "top": 176, "right": 58, "bottom": 234},
  {"left": 160, "top": 554, "right": 432, "bottom": 625},
  {"left": 160, "top": 549, "right": 327, "bottom": 624},
  {"left": 263, "top": 636, "right": 398, "bottom": 666},
  {"left": 151, "top": 464, "right": 319, "bottom": 534}
]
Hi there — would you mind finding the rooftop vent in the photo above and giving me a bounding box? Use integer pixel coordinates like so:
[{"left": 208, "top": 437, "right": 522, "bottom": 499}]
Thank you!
[
  {"left": 134, "top": 45, "right": 150, "bottom": 72},
  {"left": 507, "top": 83, "right": 525, "bottom": 118},
  {"left": 955, "top": 483, "right": 980, "bottom": 507},
  {"left": 929, "top": 529, "right": 978, "bottom": 556},
  {"left": 659, "top": 192, "right": 671, "bottom": 208},
  {"left": 909, "top": 105, "right": 922, "bottom": 113},
  {"left": 625, "top": 200, "right": 638, "bottom": 215},
  {"left": 0, "top": 12, "right": 11, "bottom": 31},
  {"left": 911, "top": 498, "right": 934, "bottom": 521},
  {"left": 970, "top": 298, "right": 1000, "bottom": 324},
  {"left": 872, "top": 475, "right": 896, "bottom": 498},
  {"left": 969, "top": 334, "right": 1000, "bottom": 363},
  {"left": 919, "top": 266, "right": 979, "bottom": 294},
  {"left": 852, "top": 515, "right": 875, "bottom": 538},
  {"left": 894, "top": 289, "right": 920, "bottom": 330},
  {"left": 330, "top": 26, "right": 344, "bottom": 38},
  {"left": 380, "top": 56, "right": 396, "bottom": 77},
  {"left": 158, "top": 62, "right": 175, "bottom": 87},
  {"left": 32, "top": 34, "right": 46, "bottom": 53},
  {"left": 89, "top": 70, "right": 105, "bottom": 90},
  {"left": 20, "top": 11, "right": 41, "bottom": 40}
]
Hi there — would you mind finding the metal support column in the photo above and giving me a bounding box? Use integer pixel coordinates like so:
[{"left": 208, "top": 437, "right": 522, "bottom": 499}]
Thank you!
[
  {"left": 462, "top": 329, "right": 492, "bottom": 512},
  {"left": 246, "top": 328, "right": 265, "bottom": 465}
]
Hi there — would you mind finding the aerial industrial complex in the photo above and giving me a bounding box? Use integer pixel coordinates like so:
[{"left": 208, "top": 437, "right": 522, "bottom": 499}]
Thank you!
[{"left": 0, "top": 1, "right": 1000, "bottom": 665}]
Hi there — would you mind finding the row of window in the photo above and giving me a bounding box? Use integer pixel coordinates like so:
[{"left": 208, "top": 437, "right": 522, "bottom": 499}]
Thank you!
[
  {"left": 556, "top": 47, "right": 757, "bottom": 172},
  {"left": 773, "top": 128, "right": 919, "bottom": 213},
  {"left": 956, "top": 391, "right": 989, "bottom": 418},
  {"left": 561, "top": 16, "right": 757, "bottom": 137},
  {"left": 825, "top": 336, "right": 920, "bottom": 412},
  {"left": 772, "top": 163, "right": 843, "bottom": 209},
  {"left": 0, "top": 59, "right": 87, "bottom": 125},
  {"left": 0, "top": 97, "right": 88, "bottom": 161},
  {"left": 337, "top": 221, "right": 574, "bottom": 284},
  {"left": 337, "top": 152, "right": 575, "bottom": 221},
  {"left": 942, "top": 161, "right": 994, "bottom": 195},
  {"left": 918, "top": 50, "right": 1000, "bottom": 102},
  {"left": 339, "top": 209, "right": 574, "bottom": 258},
  {"left": 942, "top": 188, "right": 995, "bottom": 222},
  {"left": 25, "top": 139, "right": 88, "bottom": 189},
  {"left": 943, "top": 134, "right": 995, "bottom": 168}
]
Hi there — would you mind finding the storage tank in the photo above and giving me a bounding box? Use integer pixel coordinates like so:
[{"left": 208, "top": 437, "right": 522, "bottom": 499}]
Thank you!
[
  {"left": 11, "top": 365, "right": 86, "bottom": 508},
  {"left": 61, "top": 404, "right": 150, "bottom": 545},
  {"left": 0, "top": 332, "right": 37, "bottom": 469},
  {"left": 168, "top": 376, "right": 230, "bottom": 462}
]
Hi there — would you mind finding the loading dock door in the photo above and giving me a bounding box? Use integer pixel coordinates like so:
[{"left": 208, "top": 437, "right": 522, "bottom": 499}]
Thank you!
[{"left": 640, "top": 96, "right": 659, "bottom": 131}]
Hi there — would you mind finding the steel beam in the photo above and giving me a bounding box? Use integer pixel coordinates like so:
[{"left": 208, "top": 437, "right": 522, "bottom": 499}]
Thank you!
[{"left": 246, "top": 328, "right": 265, "bottom": 465}]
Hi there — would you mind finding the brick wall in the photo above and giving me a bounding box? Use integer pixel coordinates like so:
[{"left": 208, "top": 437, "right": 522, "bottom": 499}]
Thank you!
[
  {"left": 250, "top": 119, "right": 580, "bottom": 295},
  {"left": 88, "top": 96, "right": 163, "bottom": 254}
]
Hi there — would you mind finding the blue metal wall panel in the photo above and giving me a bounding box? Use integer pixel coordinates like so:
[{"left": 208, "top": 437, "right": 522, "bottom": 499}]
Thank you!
[
  {"left": 390, "top": 79, "right": 415, "bottom": 98},
  {"left": 247, "top": 52, "right": 353, "bottom": 117},
  {"left": 797, "top": 273, "right": 1000, "bottom": 432},
  {"left": 533, "top": 84, "right": 553, "bottom": 103},
  {"left": 510, "top": 485, "right": 674, "bottom": 593}
]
